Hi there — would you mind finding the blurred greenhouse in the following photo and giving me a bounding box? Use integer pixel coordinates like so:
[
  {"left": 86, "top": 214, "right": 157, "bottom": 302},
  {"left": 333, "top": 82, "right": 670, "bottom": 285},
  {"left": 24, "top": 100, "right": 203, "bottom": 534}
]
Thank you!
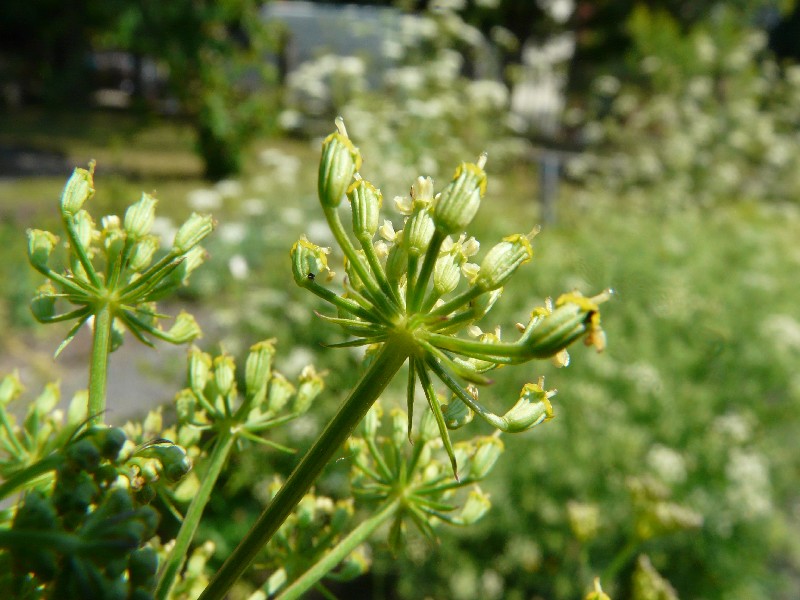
[{"left": 1, "top": 0, "right": 800, "bottom": 599}]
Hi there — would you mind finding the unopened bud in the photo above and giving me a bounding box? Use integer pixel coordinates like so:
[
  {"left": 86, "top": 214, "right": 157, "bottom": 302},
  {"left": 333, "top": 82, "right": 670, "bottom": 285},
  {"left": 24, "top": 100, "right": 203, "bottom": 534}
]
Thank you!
[
  {"left": 348, "top": 179, "right": 382, "bottom": 238},
  {"left": 318, "top": 122, "right": 361, "bottom": 207},
  {"left": 73, "top": 209, "right": 97, "bottom": 251},
  {"left": 0, "top": 372, "right": 23, "bottom": 406},
  {"left": 524, "top": 293, "right": 605, "bottom": 359},
  {"left": 173, "top": 213, "right": 214, "bottom": 254},
  {"left": 61, "top": 163, "right": 95, "bottom": 217},
  {"left": 27, "top": 229, "right": 59, "bottom": 269},
  {"left": 124, "top": 193, "right": 158, "bottom": 239},
  {"left": 442, "top": 394, "right": 473, "bottom": 430},
  {"left": 433, "top": 159, "right": 487, "bottom": 234},
  {"left": 476, "top": 233, "right": 533, "bottom": 291}
]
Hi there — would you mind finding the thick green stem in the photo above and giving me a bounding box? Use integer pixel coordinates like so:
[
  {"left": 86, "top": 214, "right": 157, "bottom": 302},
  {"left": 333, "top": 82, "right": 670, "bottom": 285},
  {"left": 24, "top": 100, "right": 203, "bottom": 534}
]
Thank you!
[
  {"left": 88, "top": 304, "right": 113, "bottom": 425},
  {"left": 198, "top": 343, "right": 410, "bottom": 600},
  {"left": 155, "top": 426, "right": 237, "bottom": 600},
  {"left": 275, "top": 499, "right": 401, "bottom": 600},
  {"left": 602, "top": 537, "right": 639, "bottom": 583}
]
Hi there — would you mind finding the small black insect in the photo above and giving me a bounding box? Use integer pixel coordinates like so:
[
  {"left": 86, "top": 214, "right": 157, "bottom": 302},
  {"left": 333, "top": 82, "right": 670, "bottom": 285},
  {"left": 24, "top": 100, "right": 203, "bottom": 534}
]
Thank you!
[{"left": 307, "top": 272, "right": 316, "bottom": 281}]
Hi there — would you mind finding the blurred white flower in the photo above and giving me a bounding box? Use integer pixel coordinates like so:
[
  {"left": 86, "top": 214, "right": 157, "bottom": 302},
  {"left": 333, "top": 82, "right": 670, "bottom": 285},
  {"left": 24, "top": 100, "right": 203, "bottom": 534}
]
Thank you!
[
  {"left": 647, "top": 444, "right": 687, "bottom": 485},
  {"left": 228, "top": 254, "right": 249, "bottom": 280},
  {"left": 151, "top": 215, "right": 176, "bottom": 248},
  {"left": 725, "top": 449, "right": 771, "bottom": 519},
  {"left": 215, "top": 179, "right": 243, "bottom": 199},
  {"left": 218, "top": 222, "right": 247, "bottom": 245},
  {"left": 187, "top": 188, "right": 222, "bottom": 212}
]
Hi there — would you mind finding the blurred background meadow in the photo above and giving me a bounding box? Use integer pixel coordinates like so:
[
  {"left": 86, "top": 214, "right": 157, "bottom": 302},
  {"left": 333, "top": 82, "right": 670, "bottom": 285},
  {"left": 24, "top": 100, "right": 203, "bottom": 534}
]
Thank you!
[{"left": 2, "top": 0, "right": 800, "bottom": 598}]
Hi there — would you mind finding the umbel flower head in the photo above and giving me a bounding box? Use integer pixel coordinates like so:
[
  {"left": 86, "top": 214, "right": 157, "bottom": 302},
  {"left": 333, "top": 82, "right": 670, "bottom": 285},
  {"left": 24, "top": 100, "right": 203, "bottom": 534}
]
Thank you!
[
  {"left": 27, "top": 162, "right": 214, "bottom": 355},
  {"left": 292, "top": 119, "right": 609, "bottom": 476}
]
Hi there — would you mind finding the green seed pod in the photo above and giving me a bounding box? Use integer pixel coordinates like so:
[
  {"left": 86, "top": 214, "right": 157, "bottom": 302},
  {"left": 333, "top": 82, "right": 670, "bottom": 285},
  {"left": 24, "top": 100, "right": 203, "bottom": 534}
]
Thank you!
[
  {"left": 65, "top": 438, "right": 102, "bottom": 472},
  {"left": 87, "top": 426, "right": 127, "bottom": 460},
  {"left": 523, "top": 301, "right": 595, "bottom": 359},
  {"left": 294, "top": 365, "right": 324, "bottom": 414},
  {"left": 502, "top": 380, "right": 554, "bottom": 433},
  {"left": 458, "top": 488, "right": 491, "bottom": 525},
  {"left": 403, "top": 210, "right": 435, "bottom": 257},
  {"left": 188, "top": 346, "right": 212, "bottom": 392},
  {"left": 433, "top": 253, "right": 460, "bottom": 296},
  {"left": 318, "top": 126, "right": 361, "bottom": 208},
  {"left": 61, "top": 163, "right": 95, "bottom": 217},
  {"left": 442, "top": 394, "right": 474, "bottom": 430},
  {"left": 173, "top": 213, "right": 214, "bottom": 254},
  {"left": 385, "top": 242, "right": 408, "bottom": 282},
  {"left": 74, "top": 209, "right": 96, "bottom": 247},
  {"left": 475, "top": 233, "right": 533, "bottom": 291},
  {"left": 469, "top": 436, "right": 504, "bottom": 480},
  {"left": 291, "top": 236, "right": 330, "bottom": 286},
  {"left": 27, "top": 229, "right": 60, "bottom": 269},
  {"left": 348, "top": 179, "right": 382, "bottom": 238},
  {"left": 124, "top": 193, "right": 158, "bottom": 239},
  {"left": 212, "top": 354, "right": 236, "bottom": 397},
  {"left": 30, "top": 282, "right": 57, "bottom": 321},
  {"left": 128, "top": 235, "right": 159, "bottom": 272},
  {"left": 165, "top": 311, "right": 202, "bottom": 344},
  {"left": 246, "top": 340, "right": 276, "bottom": 402},
  {"left": 433, "top": 159, "right": 487, "bottom": 234},
  {"left": 267, "top": 372, "right": 295, "bottom": 413}
]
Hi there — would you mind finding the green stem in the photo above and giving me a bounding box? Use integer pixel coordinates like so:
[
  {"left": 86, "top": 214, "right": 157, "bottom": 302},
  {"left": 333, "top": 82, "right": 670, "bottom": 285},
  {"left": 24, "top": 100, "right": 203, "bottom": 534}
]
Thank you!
[
  {"left": 197, "top": 343, "right": 410, "bottom": 600},
  {"left": 408, "top": 230, "right": 444, "bottom": 313},
  {"left": 0, "top": 409, "right": 25, "bottom": 457},
  {"left": 275, "top": 499, "right": 401, "bottom": 600},
  {"left": 155, "top": 426, "right": 237, "bottom": 600},
  {"left": 88, "top": 304, "right": 113, "bottom": 425}
]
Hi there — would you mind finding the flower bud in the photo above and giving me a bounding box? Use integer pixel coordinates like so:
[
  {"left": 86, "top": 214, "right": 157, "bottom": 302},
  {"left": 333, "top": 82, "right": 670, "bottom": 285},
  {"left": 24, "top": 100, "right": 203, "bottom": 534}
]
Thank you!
[
  {"left": 318, "top": 126, "right": 361, "bottom": 207},
  {"left": 61, "top": 163, "right": 95, "bottom": 217},
  {"left": 165, "top": 311, "right": 202, "bottom": 344},
  {"left": 124, "top": 193, "right": 158, "bottom": 239},
  {"left": 585, "top": 578, "right": 611, "bottom": 600},
  {"left": 348, "top": 179, "right": 382, "bottom": 238},
  {"left": 403, "top": 210, "right": 435, "bottom": 257},
  {"left": 567, "top": 501, "right": 600, "bottom": 542},
  {"left": 27, "top": 229, "right": 59, "bottom": 269},
  {"left": 128, "top": 235, "right": 159, "bottom": 272},
  {"left": 246, "top": 340, "right": 276, "bottom": 401},
  {"left": 476, "top": 233, "right": 533, "bottom": 291},
  {"left": 433, "top": 253, "right": 460, "bottom": 296},
  {"left": 30, "top": 282, "right": 57, "bottom": 321},
  {"left": 291, "top": 236, "right": 331, "bottom": 286},
  {"left": 411, "top": 176, "right": 435, "bottom": 208},
  {"left": 433, "top": 159, "right": 487, "bottom": 234},
  {"left": 173, "top": 213, "right": 214, "bottom": 254},
  {"left": 458, "top": 488, "right": 492, "bottom": 525},
  {"left": 363, "top": 404, "right": 383, "bottom": 438},
  {"left": 502, "top": 380, "right": 554, "bottom": 433}
]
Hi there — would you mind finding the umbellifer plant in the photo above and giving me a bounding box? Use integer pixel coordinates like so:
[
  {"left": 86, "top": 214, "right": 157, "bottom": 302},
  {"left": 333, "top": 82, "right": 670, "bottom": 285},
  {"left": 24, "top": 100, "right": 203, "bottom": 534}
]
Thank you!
[{"left": 0, "top": 119, "right": 609, "bottom": 600}]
